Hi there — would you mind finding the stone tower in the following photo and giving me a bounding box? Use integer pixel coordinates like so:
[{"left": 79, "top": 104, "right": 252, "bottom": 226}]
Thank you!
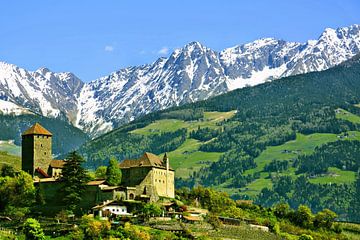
[{"left": 22, "top": 123, "right": 53, "bottom": 177}]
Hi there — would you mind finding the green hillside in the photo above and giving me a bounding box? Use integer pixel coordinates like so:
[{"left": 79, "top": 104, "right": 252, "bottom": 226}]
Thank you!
[
  {"left": 0, "top": 114, "right": 89, "bottom": 156},
  {"left": 78, "top": 55, "right": 360, "bottom": 221}
]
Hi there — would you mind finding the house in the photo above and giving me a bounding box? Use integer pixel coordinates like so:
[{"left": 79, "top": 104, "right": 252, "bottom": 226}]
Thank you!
[
  {"left": 119, "top": 152, "right": 175, "bottom": 201},
  {"left": 92, "top": 200, "right": 132, "bottom": 219},
  {"left": 21, "top": 123, "right": 65, "bottom": 179}
]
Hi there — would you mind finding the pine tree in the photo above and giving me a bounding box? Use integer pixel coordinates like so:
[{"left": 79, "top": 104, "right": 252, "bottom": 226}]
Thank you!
[
  {"left": 60, "top": 151, "right": 89, "bottom": 211},
  {"left": 106, "top": 157, "right": 122, "bottom": 186}
]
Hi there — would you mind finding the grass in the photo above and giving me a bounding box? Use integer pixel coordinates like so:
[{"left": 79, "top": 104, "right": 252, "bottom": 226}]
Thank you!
[
  {"left": 231, "top": 131, "right": 360, "bottom": 197},
  {"left": 131, "top": 111, "right": 236, "bottom": 178},
  {"left": 245, "top": 133, "right": 341, "bottom": 176},
  {"left": 0, "top": 140, "right": 21, "bottom": 156},
  {"left": 336, "top": 108, "right": 360, "bottom": 124},
  {"left": 131, "top": 110, "right": 236, "bottom": 135},
  {"left": 309, "top": 167, "right": 356, "bottom": 184},
  {"left": 0, "top": 151, "right": 21, "bottom": 170},
  {"left": 166, "top": 139, "right": 223, "bottom": 178}
]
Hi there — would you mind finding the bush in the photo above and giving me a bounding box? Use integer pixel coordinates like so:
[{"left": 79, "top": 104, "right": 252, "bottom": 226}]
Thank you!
[
  {"left": 292, "top": 205, "right": 313, "bottom": 228},
  {"left": 274, "top": 203, "right": 290, "bottom": 219},
  {"left": 313, "top": 209, "right": 337, "bottom": 229},
  {"left": 299, "top": 234, "right": 313, "bottom": 240},
  {"left": 80, "top": 215, "right": 111, "bottom": 240},
  {"left": 23, "top": 218, "right": 45, "bottom": 240}
]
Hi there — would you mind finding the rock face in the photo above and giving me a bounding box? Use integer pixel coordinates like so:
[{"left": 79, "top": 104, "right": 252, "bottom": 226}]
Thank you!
[{"left": 1, "top": 24, "right": 360, "bottom": 136}]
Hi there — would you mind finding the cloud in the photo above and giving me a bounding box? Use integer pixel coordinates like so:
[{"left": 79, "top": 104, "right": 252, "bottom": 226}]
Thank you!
[
  {"left": 104, "top": 45, "right": 114, "bottom": 52},
  {"left": 157, "top": 47, "right": 169, "bottom": 55}
]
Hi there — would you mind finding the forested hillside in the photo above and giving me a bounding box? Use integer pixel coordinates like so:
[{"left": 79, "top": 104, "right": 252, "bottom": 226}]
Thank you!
[
  {"left": 78, "top": 54, "right": 360, "bottom": 220},
  {"left": 0, "top": 114, "right": 89, "bottom": 156}
]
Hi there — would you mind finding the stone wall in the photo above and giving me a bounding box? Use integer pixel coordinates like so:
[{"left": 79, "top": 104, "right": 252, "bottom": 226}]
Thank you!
[{"left": 33, "top": 135, "right": 52, "bottom": 174}]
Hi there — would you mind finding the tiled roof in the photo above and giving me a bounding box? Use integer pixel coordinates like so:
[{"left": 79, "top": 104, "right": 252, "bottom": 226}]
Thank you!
[
  {"left": 50, "top": 160, "right": 65, "bottom": 168},
  {"left": 35, "top": 167, "right": 50, "bottom": 178},
  {"left": 22, "top": 123, "right": 52, "bottom": 136},
  {"left": 87, "top": 180, "right": 106, "bottom": 186},
  {"left": 119, "top": 152, "right": 172, "bottom": 170}
]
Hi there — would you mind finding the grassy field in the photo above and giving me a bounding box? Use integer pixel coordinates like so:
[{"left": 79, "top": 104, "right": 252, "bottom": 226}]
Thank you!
[
  {"left": 336, "top": 108, "right": 360, "bottom": 124},
  {"left": 131, "top": 110, "right": 236, "bottom": 135},
  {"left": 309, "top": 167, "right": 356, "bottom": 184},
  {"left": 166, "top": 139, "right": 223, "bottom": 178},
  {"left": 0, "top": 140, "right": 21, "bottom": 156},
  {"left": 231, "top": 131, "right": 360, "bottom": 197},
  {"left": 131, "top": 111, "right": 236, "bottom": 178},
  {"left": 0, "top": 151, "right": 21, "bottom": 170}
]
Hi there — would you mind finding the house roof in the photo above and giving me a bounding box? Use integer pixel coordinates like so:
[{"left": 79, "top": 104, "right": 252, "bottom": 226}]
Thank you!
[
  {"left": 87, "top": 180, "right": 106, "bottom": 186},
  {"left": 35, "top": 167, "right": 50, "bottom": 178},
  {"left": 22, "top": 123, "right": 52, "bottom": 136},
  {"left": 119, "top": 152, "right": 173, "bottom": 170},
  {"left": 50, "top": 160, "right": 65, "bottom": 168}
]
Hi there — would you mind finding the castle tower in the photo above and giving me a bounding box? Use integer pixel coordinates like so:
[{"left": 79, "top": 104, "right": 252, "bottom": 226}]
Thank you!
[
  {"left": 163, "top": 153, "right": 170, "bottom": 197},
  {"left": 21, "top": 123, "right": 53, "bottom": 177}
]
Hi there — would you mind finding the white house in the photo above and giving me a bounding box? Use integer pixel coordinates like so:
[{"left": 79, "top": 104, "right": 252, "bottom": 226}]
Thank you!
[{"left": 92, "top": 200, "right": 132, "bottom": 219}]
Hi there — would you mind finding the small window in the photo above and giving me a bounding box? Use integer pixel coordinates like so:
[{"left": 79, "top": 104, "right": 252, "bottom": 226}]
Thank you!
[
  {"left": 41, "top": 144, "right": 43, "bottom": 147},
  {"left": 44, "top": 152, "right": 46, "bottom": 155}
]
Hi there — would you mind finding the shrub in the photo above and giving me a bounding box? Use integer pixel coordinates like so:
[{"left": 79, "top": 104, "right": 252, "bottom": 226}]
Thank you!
[
  {"left": 23, "top": 218, "right": 45, "bottom": 240},
  {"left": 299, "top": 234, "right": 313, "bottom": 240},
  {"left": 313, "top": 209, "right": 337, "bottom": 229},
  {"left": 292, "top": 205, "right": 313, "bottom": 228}
]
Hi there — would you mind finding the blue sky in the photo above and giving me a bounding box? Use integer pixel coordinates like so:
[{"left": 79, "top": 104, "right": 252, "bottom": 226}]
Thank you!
[{"left": 1, "top": 0, "right": 360, "bottom": 81}]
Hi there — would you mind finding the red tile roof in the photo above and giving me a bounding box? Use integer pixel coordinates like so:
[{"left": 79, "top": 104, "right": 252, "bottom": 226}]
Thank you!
[
  {"left": 22, "top": 123, "right": 52, "bottom": 136},
  {"left": 35, "top": 167, "right": 50, "bottom": 178}
]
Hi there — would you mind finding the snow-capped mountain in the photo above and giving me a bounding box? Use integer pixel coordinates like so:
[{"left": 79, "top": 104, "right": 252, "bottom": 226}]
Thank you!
[{"left": 1, "top": 24, "right": 360, "bottom": 136}]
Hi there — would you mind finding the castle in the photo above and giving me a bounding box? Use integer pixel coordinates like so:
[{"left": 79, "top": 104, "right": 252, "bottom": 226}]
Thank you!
[
  {"left": 21, "top": 123, "right": 175, "bottom": 200},
  {"left": 21, "top": 123, "right": 64, "bottom": 179}
]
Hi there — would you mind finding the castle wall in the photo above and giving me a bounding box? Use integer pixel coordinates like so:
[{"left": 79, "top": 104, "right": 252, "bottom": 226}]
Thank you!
[{"left": 152, "top": 168, "right": 175, "bottom": 198}]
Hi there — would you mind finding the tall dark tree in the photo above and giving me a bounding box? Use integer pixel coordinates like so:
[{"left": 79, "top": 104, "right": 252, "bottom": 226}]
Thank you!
[
  {"left": 60, "top": 151, "right": 89, "bottom": 211},
  {"left": 350, "top": 171, "right": 360, "bottom": 221},
  {"left": 106, "top": 157, "right": 122, "bottom": 186}
]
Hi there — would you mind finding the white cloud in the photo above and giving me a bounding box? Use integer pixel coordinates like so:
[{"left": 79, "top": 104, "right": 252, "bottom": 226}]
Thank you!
[
  {"left": 104, "top": 45, "right": 114, "bottom": 52},
  {"left": 157, "top": 46, "right": 169, "bottom": 55}
]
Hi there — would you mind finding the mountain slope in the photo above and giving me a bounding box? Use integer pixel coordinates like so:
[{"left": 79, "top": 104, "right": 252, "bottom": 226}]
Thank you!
[
  {"left": 1, "top": 24, "right": 360, "bottom": 136},
  {"left": 78, "top": 54, "right": 360, "bottom": 219}
]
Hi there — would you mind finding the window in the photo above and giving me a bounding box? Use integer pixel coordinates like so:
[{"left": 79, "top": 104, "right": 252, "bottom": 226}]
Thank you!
[{"left": 44, "top": 152, "right": 46, "bottom": 155}]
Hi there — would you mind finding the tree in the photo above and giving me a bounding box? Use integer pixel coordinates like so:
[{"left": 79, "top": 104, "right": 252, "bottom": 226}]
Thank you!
[
  {"left": 0, "top": 164, "right": 16, "bottom": 177},
  {"left": 274, "top": 203, "right": 291, "bottom": 219},
  {"left": 23, "top": 218, "right": 45, "bottom": 240},
  {"left": 95, "top": 166, "right": 107, "bottom": 179},
  {"left": 141, "top": 203, "right": 162, "bottom": 221},
  {"left": 60, "top": 151, "right": 89, "bottom": 211},
  {"left": 106, "top": 158, "right": 122, "bottom": 186},
  {"left": 35, "top": 182, "right": 45, "bottom": 206},
  {"left": 292, "top": 205, "right": 313, "bottom": 228},
  {"left": 313, "top": 209, "right": 337, "bottom": 229},
  {"left": 0, "top": 171, "right": 35, "bottom": 215}
]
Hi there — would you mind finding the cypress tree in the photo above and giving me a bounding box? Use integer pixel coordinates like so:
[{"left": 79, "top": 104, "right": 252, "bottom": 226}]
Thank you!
[
  {"left": 60, "top": 151, "right": 89, "bottom": 211},
  {"left": 106, "top": 157, "right": 122, "bottom": 186}
]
